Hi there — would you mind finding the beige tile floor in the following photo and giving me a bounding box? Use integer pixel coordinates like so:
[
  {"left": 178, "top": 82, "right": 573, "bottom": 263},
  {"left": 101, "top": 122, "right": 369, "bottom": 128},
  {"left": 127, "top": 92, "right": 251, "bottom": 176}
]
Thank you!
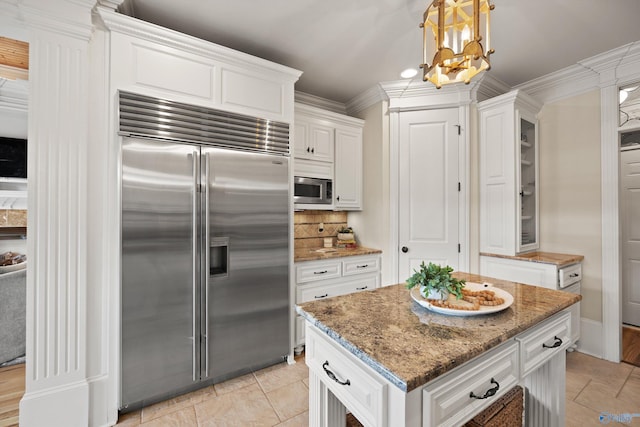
[{"left": 111, "top": 351, "right": 640, "bottom": 427}]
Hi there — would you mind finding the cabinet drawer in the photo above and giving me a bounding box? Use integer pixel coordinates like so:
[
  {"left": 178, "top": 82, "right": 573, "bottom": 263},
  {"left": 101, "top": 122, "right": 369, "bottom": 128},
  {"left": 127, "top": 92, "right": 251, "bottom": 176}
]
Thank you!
[
  {"left": 296, "top": 260, "right": 341, "bottom": 283},
  {"left": 342, "top": 256, "right": 380, "bottom": 277},
  {"left": 516, "top": 311, "right": 571, "bottom": 377},
  {"left": 297, "top": 276, "right": 377, "bottom": 304},
  {"left": 306, "top": 325, "right": 387, "bottom": 427},
  {"left": 422, "top": 340, "right": 519, "bottom": 427}
]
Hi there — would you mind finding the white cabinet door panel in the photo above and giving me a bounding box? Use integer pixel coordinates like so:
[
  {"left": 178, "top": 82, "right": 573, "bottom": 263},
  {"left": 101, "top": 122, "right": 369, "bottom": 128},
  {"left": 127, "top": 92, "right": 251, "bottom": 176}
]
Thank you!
[{"left": 335, "top": 128, "right": 363, "bottom": 210}]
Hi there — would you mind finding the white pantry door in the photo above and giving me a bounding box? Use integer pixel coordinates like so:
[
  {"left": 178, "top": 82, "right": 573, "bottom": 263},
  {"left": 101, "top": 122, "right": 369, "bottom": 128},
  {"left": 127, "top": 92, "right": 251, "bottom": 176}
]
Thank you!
[
  {"left": 621, "top": 148, "right": 640, "bottom": 327},
  {"left": 398, "top": 109, "right": 460, "bottom": 281}
]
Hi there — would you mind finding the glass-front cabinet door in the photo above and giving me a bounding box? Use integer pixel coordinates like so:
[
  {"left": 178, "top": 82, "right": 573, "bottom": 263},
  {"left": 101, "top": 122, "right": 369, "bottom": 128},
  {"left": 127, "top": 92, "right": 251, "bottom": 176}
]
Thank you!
[{"left": 517, "top": 114, "right": 539, "bottom": 252}]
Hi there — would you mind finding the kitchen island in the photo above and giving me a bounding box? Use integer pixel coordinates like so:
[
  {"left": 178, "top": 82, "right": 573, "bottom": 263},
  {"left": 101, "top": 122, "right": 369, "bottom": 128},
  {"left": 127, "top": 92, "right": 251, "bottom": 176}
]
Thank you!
[{"left": 296, "top": 272, "right": 581, "bottom": 427}]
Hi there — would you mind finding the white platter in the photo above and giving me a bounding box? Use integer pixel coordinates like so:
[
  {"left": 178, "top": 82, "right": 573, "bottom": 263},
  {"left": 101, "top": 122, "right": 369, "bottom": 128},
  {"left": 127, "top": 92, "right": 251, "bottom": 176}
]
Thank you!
[
  {"left": 410, "top": 281, "right": 513, "bottom": 317},
  {"left": 0, "top": 261, "right": 26, "bottom": 274}
]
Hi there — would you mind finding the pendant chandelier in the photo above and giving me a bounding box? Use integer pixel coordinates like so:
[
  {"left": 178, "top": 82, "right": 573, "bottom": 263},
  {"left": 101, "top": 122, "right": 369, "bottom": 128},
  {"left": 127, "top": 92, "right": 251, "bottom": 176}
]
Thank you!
[{"left": 420, "top": 0, "right": 494, "bottom": 88}]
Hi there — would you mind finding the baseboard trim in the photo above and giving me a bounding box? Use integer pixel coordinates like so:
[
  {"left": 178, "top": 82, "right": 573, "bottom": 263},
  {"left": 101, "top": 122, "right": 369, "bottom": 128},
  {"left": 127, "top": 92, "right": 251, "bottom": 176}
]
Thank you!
[
  {"left": 576, "top": 318, "right": 603, "bottom": 358},
  {"left": 88, "top": 374, "right": 118, "bottom": 427},
  {"left": 20, "top": 379, "right": 89, "bottom": 427}
]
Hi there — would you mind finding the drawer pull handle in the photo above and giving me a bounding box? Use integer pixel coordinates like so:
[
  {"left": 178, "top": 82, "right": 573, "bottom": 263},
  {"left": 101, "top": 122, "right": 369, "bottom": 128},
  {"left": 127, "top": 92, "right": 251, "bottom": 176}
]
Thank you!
[
  {"left": 314, "top": 270, "right": 328, "bottom": 275},
  {"left": 542, "top": 336, "right": 563, "bottom": 349},
  {"left": 569, "top": 273, "right": 579, "bottom": 278},
  {"left": 314, "top": 294, "right": 328, "bottom": 299},
  {"left": 356, "top": 286, "right": 368, "bottom": 290},
  {"left": 356, "top": 264, "right": 369, "bottom": 269},
  {"left": 322, "top": 361, "right": 350, "bottom": 386},
  {"left": 469, "top": 378, "right": 499, "bottom": 400}
]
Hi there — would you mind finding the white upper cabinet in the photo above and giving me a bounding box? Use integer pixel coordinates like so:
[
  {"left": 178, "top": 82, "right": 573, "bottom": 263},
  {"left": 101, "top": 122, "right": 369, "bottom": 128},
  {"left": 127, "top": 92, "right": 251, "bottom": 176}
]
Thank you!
[
  {"left": 294, "top": 119, "right": 334, "bottom": 163},
  {"left": 478, "top": 90, "right": 542, "bottom": 256},
  {"left": 98, "top": 9, "right": 301, "bottom": 124},
  {"left": 334, "top": 127, "right": 363, "bottom": 210},
  {"left": 293, "top": 103, "right": 364, "bottom": 210}
]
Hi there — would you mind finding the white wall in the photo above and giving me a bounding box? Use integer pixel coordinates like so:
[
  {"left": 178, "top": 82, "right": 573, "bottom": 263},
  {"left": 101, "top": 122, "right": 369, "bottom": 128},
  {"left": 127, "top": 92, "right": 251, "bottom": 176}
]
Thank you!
[
  {"left": 538, "top": 89, "right": 603, "bottom": 322},
  {"left": 349, "top": 100, "right": 394, "bottom": 285}
]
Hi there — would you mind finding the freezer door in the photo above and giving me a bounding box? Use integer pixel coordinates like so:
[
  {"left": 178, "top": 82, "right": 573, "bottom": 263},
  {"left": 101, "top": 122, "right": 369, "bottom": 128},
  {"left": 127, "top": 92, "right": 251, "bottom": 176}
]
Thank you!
[
  {"left": 202, "top": 148, "right": 290, "bottom": 382},
  {"left": 121, "top": 138, "right": 200, "bottom": 408}
]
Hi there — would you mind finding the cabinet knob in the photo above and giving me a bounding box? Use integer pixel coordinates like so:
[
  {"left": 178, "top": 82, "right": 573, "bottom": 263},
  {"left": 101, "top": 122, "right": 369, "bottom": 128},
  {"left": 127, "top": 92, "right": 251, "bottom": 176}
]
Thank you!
[
  {"left": 311, "top": 148, "right": 315, "bottom": 153},
  {"left": 336, "top": 196, "right": 340, "bottom": 201},
  {"left": 401, "top": 246, "right": 409, "bottom": 253},
  {"left": 306, "top": 147, "right": 310, "bottom": 153}
]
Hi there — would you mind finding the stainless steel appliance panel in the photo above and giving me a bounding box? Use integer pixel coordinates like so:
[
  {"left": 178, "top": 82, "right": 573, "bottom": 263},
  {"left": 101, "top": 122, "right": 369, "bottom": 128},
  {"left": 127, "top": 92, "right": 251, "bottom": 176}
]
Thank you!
[
  {"left": 202, "top": 148, "right": 289, "bottom": 381},
  {"left": 121, "top": 138, "right": 199, "bottom": 407}
]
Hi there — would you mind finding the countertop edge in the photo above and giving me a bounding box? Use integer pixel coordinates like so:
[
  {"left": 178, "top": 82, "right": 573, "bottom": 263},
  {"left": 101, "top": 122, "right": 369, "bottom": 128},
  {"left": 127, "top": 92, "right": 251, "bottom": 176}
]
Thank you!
[
  {"left": 480, "top": 251, "right": 585, "bottom": 268},
  {"left": 295, "top": 305, "right": 409, "bottom": 392},
  {"left": 294, "top": 246, "right": 382, "bottom": 263}
]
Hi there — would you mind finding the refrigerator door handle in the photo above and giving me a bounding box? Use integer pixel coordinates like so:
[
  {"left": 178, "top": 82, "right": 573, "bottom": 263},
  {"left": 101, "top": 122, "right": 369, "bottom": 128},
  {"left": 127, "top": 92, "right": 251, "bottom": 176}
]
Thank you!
[
  {"left": 190, "top": 150, "right": 199, "bottom": 382},
  {"left": 204, "top": 152, "right": 211, "bottom": 378}
]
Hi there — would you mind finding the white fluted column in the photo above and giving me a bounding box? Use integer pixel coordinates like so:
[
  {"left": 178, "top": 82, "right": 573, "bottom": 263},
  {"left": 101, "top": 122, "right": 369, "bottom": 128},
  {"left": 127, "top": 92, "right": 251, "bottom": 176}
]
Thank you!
[{"left": 16, "top": 1, "right": 95, "bottom": 426}]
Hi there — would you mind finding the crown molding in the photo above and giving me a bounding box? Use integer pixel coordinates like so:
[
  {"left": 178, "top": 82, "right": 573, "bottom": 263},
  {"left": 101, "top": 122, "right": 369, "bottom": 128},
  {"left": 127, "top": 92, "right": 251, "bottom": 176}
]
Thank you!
[
  {"left": 345, "top": 84, "right": 388, "bottom": 115},
  {"left": 513, "top": 64, "right": 599, "bottom": 105},
  {"left": 515, "top": 41, "right": 640, "bottom": 104},
  {"left": 472, "top": 73, "right": 511, "bottom": 102},
  {"left": 96, "top": 8, "right": 302, "bottom": 82},
  {"left": 295, "top": 91, "right": 347, "bottom": 115},
  {"left": 476, "top": 88, "right": 543, "bottom": 114},
  {"left": 295, "top": 101, "right": 364, "bottom": 127},
  {"left": 380, "top": 73, "right": 505, "bottom": 111},
  {"left": 98, "top": 0, "right": 126, "bottom": 12}
]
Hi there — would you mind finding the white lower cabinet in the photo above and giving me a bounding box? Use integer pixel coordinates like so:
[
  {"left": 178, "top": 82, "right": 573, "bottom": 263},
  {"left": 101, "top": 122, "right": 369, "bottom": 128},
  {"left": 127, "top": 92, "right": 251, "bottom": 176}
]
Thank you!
[
  {"left": 480, "top": 255, "right": 582, "bottom": 347},
  {"left": 516, "top": 311, "right": 571, "bottom": 377},
  {"left": 295, "top": 254, "right": 381, "bottom": 350},
  {"left": 306, "top": 325, "right": 388, "bottom": 427},
  {"left": 422, "top": 341, "right": 519, "bottom": 427},
  {"left": 305, "top": 310, "right": 572, "bottom": 427}
]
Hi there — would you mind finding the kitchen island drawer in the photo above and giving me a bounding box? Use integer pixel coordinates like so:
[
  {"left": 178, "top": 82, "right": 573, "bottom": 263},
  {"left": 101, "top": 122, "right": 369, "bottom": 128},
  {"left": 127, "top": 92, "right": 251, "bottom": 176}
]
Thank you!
[
  {"left": 306, "top": 324, "right": 387, "bottom": 427},
  {"left": 297, "top": 275, "right": 377, "bottom": 303},
  {"left": 342, "top": 255, "right": 380, "bottom": 277},
  {"left": 296, "top": 260, "right": 341, "bottom": 283},
  {"left": 422, "top": 340, "right": 519, "bottom": 427},
  {"left": 516, "top": 311, "right": 571, "bottom": 377}
]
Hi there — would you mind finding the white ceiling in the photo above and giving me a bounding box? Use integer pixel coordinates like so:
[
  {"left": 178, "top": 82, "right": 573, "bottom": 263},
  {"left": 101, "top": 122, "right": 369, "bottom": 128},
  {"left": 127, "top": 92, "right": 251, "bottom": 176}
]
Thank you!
[{"left": 124, "top": 0, "right": 640, "bottom": 104}]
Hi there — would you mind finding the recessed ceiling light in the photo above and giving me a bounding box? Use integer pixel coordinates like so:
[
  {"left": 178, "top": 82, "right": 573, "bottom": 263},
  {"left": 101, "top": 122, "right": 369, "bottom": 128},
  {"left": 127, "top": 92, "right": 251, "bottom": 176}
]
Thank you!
[{"left": 400, "top": 68, "right": 418, "bottom": 79}]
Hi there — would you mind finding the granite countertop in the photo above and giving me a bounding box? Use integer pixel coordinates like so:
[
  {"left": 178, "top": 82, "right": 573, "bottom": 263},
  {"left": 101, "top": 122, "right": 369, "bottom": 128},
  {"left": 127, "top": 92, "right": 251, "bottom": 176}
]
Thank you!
[
  {"left": 296, "top": 272, "right": 581, "bottom": 393},
  {"left": 294, "top": 246, "right": 382, "bottom": 262},
  {"left": 480, "top": 251, "right": 584, "bottom": 267}
]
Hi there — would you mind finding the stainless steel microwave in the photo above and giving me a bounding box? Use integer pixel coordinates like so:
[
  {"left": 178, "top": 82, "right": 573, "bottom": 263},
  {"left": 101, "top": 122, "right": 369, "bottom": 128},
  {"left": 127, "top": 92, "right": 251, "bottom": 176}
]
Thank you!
[{"left": 294, "top": 176, "right": 332, "bottom": 205}]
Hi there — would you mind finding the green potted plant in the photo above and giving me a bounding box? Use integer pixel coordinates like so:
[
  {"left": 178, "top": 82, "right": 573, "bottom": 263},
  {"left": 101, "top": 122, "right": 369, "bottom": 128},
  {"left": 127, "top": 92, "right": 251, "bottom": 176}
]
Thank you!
[{"left": 405, "top": 262, "right": 465, "bottom": 300}]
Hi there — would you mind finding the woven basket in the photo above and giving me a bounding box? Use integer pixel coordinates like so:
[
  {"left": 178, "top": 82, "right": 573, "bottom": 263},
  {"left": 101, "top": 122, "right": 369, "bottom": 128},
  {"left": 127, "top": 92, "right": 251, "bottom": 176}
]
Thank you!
[{"left": 464, "top": 385, "right": 523, "bottom": 427}]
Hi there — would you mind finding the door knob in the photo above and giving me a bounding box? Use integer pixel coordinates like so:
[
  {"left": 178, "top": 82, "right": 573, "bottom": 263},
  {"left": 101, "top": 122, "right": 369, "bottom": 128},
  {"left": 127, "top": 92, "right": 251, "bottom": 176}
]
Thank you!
[{"left": 401, "top": 246, "right": 408, "bottom": 253}]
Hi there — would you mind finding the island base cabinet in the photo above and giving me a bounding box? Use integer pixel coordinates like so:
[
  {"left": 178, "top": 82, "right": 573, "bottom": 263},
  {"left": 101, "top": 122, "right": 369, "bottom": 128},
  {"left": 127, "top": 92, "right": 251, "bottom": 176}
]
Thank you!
[
  {"left": 306, "top": 325, "right": 388, "bottom": 427},
  {"left": 304, "top": 310, "right": 572, "bottom": 427}
]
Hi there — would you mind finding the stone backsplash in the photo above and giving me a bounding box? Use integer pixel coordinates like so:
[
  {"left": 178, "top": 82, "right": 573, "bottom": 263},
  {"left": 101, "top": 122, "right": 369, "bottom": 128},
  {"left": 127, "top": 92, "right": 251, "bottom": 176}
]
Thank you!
[
  {"left": 0, "top": 209, "right": 27, "bottom": 227},
  {"left": 294, "top": 210, "right": 348, "bottom": 249}
]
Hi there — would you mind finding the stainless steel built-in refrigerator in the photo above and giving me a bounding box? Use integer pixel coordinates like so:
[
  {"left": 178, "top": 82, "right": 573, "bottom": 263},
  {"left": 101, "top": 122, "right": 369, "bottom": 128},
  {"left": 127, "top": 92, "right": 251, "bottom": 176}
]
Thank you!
[{"left": 119, "top": 92, "right": 290, "bottom": 410}]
